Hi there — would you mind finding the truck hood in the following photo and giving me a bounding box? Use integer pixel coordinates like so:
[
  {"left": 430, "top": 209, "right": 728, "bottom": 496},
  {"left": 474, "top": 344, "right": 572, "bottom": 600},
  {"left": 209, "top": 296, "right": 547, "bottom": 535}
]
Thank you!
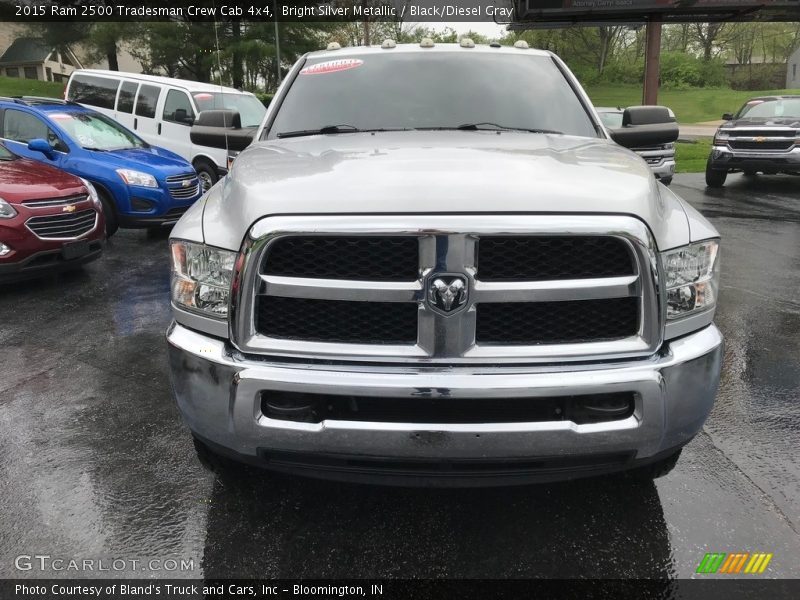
[
  {"left": 202, "top": 131, "right": 691, "bottom": 251},
  {"left": 721, "top": 117, "right": 800, "bottom": 129}
]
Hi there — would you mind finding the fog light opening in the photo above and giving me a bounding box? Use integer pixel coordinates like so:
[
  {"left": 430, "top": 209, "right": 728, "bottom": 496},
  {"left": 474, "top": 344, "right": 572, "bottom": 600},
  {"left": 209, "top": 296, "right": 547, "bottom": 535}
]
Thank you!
[{"left": 261, "top": 392, "right": 324, "bottom": 423}]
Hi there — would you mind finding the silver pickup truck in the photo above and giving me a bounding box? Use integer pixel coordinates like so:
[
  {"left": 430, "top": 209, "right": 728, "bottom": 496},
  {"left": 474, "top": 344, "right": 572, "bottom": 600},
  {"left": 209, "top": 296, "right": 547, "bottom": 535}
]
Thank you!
[{"left": 167, "top": 41, "right": 723, "bottom": 485}]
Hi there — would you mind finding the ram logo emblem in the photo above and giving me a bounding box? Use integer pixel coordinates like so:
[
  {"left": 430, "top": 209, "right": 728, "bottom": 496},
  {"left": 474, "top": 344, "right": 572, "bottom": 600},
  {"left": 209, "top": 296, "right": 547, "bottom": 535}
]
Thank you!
[{"left": 428, "top": 275, "right": 468, "bottom": 315}]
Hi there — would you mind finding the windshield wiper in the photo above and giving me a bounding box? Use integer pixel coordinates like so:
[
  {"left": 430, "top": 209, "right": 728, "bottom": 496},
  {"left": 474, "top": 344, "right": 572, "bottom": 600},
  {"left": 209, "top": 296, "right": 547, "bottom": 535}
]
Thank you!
[
  {"left": 415, "top": 124, "right": 563, "bottom": 134},
  {"left": 277, "top": 125, "right": 413, "bottom": 139},
  {"left": 83, "top": 147, "right": 107, "bottom": 152},
  {"left": 277, "top": 124, "right": 360, "bottom": 139}
]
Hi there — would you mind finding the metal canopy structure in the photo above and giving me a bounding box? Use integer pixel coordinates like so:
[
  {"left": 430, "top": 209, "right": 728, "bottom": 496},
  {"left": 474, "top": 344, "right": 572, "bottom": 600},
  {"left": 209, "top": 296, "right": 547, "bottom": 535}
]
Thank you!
[
  {"left": 510, "top": 1, "right": 800, "bottom": 105},
  {"left": 512, "top": 0, "right": 800, "bottom": 26}
]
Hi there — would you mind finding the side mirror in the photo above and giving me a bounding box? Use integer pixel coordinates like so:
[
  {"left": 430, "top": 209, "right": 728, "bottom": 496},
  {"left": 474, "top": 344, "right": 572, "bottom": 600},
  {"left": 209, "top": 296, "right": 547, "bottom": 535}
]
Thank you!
[
  {"left": 28, "top": 138, "right": 54, "bottom": 158},
  {"left": 190, "top": 110, "right": 253, "bottom": 151},
  {"left": 608, "top": 105, "right": 679, "bottom": 149},
  {"left": 195, "top": 109, "right": 241, "bottom": 129},
  {"left": 174, "top": 108, "right": 195, "bottom": 125},
  {"left": 722, "top": 113, "right": 734, "bottom": 121}
]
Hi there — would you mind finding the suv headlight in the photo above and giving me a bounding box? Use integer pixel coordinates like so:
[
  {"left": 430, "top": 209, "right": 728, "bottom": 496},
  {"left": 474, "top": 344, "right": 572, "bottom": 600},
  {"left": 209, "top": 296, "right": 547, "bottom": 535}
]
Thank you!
[
  {"left": 170, "top": 240, "right": 237, "bottom": 318},
  {"left": 79, "top": 178, "right": 101, "bottom": 207},
  {"left": 662, "top": 240, "right": 720, "bottom": 320},
  {"left": 0, "top": 197, "right": 17, "bottom": 219},
  {"left": 116, "top": 169, "right": 158, "bottom": 188}
]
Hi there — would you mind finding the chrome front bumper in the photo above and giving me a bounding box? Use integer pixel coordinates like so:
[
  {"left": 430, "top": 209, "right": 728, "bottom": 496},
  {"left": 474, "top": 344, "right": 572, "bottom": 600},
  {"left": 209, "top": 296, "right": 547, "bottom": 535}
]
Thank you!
[{"left": 167, "top": 322, "right": 723, "bottom": 480}]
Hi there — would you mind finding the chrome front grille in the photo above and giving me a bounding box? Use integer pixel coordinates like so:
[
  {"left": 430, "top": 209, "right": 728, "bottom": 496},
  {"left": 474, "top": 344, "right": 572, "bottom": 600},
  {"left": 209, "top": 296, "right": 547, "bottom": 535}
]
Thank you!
[
  {"left": 232, "top": 216, "right": 661, "bottom": 364},
  {"left": 727, "top": 128, "right": 797, "bottom": 152},
  {"left": 26, "top": 209, "right": 97, "bottom": 239},
  {"left": 166, "top": 173, "right": 201, "bottom": 199},
  {"left": 23, "top": 194, "right": 88, "bottom": 208}
]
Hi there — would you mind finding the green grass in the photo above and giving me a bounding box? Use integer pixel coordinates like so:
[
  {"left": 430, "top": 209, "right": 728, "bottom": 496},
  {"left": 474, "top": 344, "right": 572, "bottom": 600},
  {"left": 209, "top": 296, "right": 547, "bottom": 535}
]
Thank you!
[
  {"left": 0, "top": 76, "right": 63, "bottom": 99},
  {"left": 587, "top": 84, "right": 800, "bottom": 124},
  {"left": 675, "top": 138, "right": 712, "bottom": 173}
]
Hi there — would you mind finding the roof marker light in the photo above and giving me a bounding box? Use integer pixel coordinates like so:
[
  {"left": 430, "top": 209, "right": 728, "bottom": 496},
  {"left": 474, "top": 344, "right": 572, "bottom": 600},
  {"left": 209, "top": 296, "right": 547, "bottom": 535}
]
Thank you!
[
  {"left": 420, "top": 38, "right": 434, "bottom": 48},
  {"left": 326, "top": 42, "right": 341, "bottom": 51},
  {"left": 460, "top": 38, "right": 475, "bottom": 48},
  {"left": 381, "top": 39, "right": 396, "bottom": 49},
  {"left": 514, "top": 40, "right": 529, "bottom": 49}
]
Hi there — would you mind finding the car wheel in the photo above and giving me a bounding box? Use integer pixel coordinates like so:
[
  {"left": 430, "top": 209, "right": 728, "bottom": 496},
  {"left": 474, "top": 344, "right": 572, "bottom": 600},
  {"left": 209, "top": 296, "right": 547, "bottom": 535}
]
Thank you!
[
  {"left": 194, "top": 159, "right": 219, "bottom": 193},
  {"left": 705, "top": 160, "right": 727, "bottom": 188},
  {"left": 98, "top": 190, "right": 119, "bottom": 237},
  {"left": 659, "top": 176, "right": 672, "bottom": 186}
]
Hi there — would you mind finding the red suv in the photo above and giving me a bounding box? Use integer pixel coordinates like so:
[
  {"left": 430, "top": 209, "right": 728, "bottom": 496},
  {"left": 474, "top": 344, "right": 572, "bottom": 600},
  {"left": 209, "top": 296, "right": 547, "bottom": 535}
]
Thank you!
[{"left": 0, "top": 143, "right": 104, "bottom": 282}]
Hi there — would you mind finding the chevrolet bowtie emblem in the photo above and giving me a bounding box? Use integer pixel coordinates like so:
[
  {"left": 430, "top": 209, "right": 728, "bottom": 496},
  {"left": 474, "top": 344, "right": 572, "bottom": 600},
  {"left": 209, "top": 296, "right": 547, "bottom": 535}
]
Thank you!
[
  {"left": 754, "top": 137, "right": 766, "bottom": 142},
  {"left": 181, "top": 180, "right": 192, "bottom": 188},
  {"left": 62, "top": 205, "right": 77, "bottom": 213}
]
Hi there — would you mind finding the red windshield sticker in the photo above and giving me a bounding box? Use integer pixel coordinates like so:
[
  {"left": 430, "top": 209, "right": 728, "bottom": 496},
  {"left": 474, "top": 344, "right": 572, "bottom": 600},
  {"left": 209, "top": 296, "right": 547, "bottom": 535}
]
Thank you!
[
  {"left": 49, "top": 113, "right": 71, "bottom": 120},
  {"left": 300, "top": 59, "right": 364, "bottom": 75},
  {"left": 194, "top": 93, "right": 214, "bottom": 100}
]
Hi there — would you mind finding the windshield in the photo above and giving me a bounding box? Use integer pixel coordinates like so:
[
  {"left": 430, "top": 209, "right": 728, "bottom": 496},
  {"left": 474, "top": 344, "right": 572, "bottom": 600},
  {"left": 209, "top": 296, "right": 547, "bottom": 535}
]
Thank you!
[
  {"left": 597, "top": 111, "right": 623, "bottom": 129},
  {"left": 0, "top": 144, "right": 16, "bottom": 161},
  {"left": 193, "top": 92, "right": 266, "bottom": 127},
  {"left": 737, "top": 98, "right": 800, "bottom": 119},
  {"left": 268, "top": 52, "right": 598, "bottom": 139},
  {"left": 50, "top": 111, "right": 147, "bottom": 151}
]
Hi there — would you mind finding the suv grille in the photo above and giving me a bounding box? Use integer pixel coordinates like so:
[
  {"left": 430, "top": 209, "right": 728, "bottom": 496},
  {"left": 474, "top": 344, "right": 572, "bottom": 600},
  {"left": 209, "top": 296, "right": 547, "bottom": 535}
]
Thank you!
[
  {"left": 26, "top": 209, "right": 97, "bottom": 239},
  {"left": 476, "top": 298, "right": 638, "bottom": 344},
  {"left": 166, "top": 172, "right": 200, "bottom": 199},
  {"left": 477, "top": 236, "right": 633, "bottom": 281},
  {"left": 264, "top": 236, "right": 419, "bottom": 280},
  {"left": 238, "top": 216, "right": 659, "bottom": 363},
  {"left": 23, "top": 194, "right": 88, "bottom": 208},
  {"left": 257, "top": 296, "right": 418, "bottom": 343}
]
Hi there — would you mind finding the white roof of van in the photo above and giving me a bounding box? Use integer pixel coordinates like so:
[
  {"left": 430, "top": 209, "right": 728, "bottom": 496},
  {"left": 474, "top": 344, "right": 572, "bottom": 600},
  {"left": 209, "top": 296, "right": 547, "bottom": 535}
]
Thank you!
[{"left": 72, "top": 69, "right": 253, "bottom": 96}]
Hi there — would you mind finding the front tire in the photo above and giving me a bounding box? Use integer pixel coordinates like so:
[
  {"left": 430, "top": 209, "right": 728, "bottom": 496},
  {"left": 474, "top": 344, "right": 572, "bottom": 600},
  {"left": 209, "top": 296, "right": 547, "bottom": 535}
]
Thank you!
[
  {"left": 705, "top": 160, "right": 727, "bottom": 188},
  {"left": 98, "top": 190, "right": 119, "bottom": 237},
  {"left": 193, "top": 159, "right": 219, "bottom": 193},
  {"left": 659, "top": 176, "right": 673, "bottom": 186}
]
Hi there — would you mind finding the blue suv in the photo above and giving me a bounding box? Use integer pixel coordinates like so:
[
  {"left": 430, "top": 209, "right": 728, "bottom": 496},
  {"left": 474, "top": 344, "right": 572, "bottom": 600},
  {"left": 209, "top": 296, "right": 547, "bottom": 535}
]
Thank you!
[{"left": 0, "top": 97, "right": 202, "bottom": 236}]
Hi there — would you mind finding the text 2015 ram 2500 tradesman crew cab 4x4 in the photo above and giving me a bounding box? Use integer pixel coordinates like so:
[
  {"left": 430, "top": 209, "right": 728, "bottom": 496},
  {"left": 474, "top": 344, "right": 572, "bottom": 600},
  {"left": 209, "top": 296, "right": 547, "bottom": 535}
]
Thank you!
[{"left": 167, "top": 41, "right": 723, "bottom": 485}]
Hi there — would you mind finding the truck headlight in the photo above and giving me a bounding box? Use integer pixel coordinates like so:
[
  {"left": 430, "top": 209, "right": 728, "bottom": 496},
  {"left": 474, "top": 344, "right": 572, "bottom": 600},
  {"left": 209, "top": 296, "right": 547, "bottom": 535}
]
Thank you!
[
  {"left": 116, "top": 169, "right": 158, "bottom": 188},
  {"left": 170, "top": 240, "right": 236, "bottom": 318},
  {"left": 0, "top": 197, "right": 17, "bottom": 219},
  {"left": 713, "top": 131, "right": 730, "bottom": 145},
  {"left": 662, "top": 240, "right": 720, "bottom": 320}
]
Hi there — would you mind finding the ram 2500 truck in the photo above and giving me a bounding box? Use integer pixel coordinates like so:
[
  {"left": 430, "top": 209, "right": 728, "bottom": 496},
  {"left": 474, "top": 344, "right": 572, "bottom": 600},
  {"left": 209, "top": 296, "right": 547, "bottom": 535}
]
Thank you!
[{"left": 167, "top": 41, "right": 723, "bottom": 485}]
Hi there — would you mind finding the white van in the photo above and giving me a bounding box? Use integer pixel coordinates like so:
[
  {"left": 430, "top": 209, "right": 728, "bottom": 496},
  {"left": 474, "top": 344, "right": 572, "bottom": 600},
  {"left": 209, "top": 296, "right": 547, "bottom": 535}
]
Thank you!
[{"left": 65, "top": 69, "right": 266, "bottom": 190}]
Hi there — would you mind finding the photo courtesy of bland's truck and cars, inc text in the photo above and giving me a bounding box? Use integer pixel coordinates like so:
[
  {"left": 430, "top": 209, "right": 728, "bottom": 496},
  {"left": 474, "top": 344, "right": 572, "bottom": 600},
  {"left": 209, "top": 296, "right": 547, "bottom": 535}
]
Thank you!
[{"left": 0, "top": 0, "right": 799, "bottom": 598}]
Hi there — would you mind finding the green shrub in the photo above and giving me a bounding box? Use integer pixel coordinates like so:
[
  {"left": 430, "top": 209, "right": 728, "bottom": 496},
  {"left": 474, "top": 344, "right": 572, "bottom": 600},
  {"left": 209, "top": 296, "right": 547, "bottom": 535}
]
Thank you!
[
  {"left": 254, "top": 92, "right": 273, "bottom": 107},
  {"left": 729, "top": 64, "right": 786, "bottom": 91}
]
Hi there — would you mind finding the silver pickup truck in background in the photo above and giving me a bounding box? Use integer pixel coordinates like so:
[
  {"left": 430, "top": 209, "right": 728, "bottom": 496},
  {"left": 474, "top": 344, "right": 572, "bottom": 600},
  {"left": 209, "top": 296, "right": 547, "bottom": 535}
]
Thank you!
[{"left": 167, "top": 41, "right": 723, "bottom": 486}]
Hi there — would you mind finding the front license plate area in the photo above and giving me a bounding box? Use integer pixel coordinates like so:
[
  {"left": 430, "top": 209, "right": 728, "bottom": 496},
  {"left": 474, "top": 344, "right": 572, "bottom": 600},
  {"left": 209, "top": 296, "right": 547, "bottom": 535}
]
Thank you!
[{"left": 61, "top": 240, "right": 90, "bottom": 260}]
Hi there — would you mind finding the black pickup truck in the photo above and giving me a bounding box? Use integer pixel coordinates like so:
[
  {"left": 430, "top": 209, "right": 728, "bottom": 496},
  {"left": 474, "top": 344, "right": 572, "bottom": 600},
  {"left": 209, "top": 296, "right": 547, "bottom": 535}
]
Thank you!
[{"left": 706, "top": 95, "right": 800, "bottom": 187}]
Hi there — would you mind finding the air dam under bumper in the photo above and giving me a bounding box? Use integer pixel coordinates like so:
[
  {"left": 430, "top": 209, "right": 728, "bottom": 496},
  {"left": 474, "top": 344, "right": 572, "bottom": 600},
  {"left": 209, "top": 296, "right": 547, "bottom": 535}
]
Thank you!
[{"left": 167, "top": 322, "right": 723, "bottom": 484}]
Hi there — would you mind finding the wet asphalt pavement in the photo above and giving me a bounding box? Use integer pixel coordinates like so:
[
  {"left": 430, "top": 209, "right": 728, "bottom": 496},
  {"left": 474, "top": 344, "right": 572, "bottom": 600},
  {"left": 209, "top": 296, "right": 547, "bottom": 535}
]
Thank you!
[{"left": 1, "top": 172, "right": 799, "bottom": 580}]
